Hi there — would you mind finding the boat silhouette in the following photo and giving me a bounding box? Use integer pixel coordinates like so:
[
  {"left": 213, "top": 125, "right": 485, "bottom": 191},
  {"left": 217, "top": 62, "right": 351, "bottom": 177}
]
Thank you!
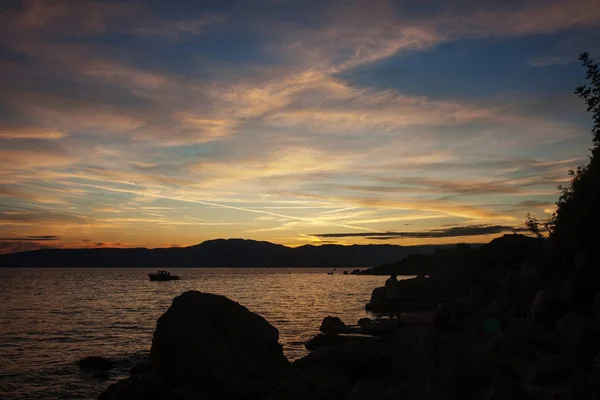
[{"left": 148, "top": 270, "right": 180, "bottom": 281}]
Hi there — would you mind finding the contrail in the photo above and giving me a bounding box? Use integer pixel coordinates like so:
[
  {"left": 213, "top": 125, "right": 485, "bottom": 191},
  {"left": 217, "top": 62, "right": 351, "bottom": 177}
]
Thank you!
[{"left": 64, "top": 182, "right": 381, "bottom": 233}]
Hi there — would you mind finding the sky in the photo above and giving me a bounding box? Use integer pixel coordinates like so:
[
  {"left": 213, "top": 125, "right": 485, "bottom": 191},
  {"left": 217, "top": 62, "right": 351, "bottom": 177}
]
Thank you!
[{"left": 1, "top": 0, "right": 600, "bottom": 253}]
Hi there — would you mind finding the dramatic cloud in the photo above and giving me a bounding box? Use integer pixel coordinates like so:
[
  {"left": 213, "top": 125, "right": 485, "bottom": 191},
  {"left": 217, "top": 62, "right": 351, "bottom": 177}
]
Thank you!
[{"left": 0, "top": 0, "right": 597, "bottom": 250}]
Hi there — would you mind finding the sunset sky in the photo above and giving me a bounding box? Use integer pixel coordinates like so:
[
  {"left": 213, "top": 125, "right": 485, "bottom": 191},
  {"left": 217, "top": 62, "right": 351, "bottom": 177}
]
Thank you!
[{"left": 1, "top": 0, "right": 599, "bottom": 252}]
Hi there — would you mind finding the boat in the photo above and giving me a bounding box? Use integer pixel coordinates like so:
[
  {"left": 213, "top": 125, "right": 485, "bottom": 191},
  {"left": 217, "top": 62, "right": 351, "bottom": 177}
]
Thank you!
[{"left": 148, "top": 270, "right": 180, "bottom": 281}]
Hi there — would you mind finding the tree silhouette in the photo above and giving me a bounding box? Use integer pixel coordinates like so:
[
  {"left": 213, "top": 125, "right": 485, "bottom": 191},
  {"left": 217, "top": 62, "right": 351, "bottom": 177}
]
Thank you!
[{"left": 545, "top": 53, "right": 600, "bottom": 258}]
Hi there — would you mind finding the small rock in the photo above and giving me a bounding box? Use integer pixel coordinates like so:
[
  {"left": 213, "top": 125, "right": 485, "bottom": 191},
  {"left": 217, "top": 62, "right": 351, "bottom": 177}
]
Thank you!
[
  {"left": 129, "top": 362, "right": 151, "bottom": 375},
  {"left": 78, "top": 356, "right": 115, "bottom": 370},
  {"left": 432, "top": 303, "right": 453, "bottom": 331},
  {"left": 319, "top": 316, "right": 345, "bottom": 333},
  {"left": 263, "top": 363, "right": 351, "bottom": 400},
  {"left": 347, "top": 378, "right": 386, "bottom": 400},
  {"left": 530, "top": 357, "right": 574, "bottom": 386}
]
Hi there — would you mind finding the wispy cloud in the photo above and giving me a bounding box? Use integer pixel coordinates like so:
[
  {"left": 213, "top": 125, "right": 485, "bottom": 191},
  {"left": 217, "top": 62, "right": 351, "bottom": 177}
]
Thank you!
[
  {"left": 0, "top": 0, "right": 596, "bottom": 249},
  {"left": 314, "top": 225, "right": 528, "bottom": 239}
]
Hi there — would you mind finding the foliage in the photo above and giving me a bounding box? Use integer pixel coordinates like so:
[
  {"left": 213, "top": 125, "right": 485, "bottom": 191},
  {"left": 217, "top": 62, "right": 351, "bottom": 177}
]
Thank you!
[
  {"left": 543, "top": 52, "right": 600, "bottom": 257},
  {"left": 525, "top": 213, "right": 543, "bottom": 239}
]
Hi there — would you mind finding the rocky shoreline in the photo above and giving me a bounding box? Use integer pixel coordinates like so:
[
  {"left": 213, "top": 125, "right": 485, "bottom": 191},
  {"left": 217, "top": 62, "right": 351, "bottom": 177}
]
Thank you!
[{"left": 87, "top": 234, "right": 600, "bottom": 400}]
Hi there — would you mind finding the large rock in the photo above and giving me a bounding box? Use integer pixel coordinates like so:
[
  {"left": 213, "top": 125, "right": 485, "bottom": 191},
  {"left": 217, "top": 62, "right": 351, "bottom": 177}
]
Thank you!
[
  {"left": 530, "top": 289, "right": 563, "bottom": 328},
  {"left": 99, "top": 372, "right": 167, "bottom": 400},
  {"left": 150, "top": 291, "right": 291, "bottom": 397},
  {"left": 554, "top": 312, "right": 600, "bottom": 357},
  {"left": 365, "top": 287, "right": 388, "bottom": 313},
  {"left": 263, "top": 363, "right": 351, "bottom": 400},
  {"left": 432, "top": 303, "right": 453, "bottom": 331},
  {"left": 554, "top": 312, "right": 589, "bottom": 352},
  {"left": 319, "top": 316, "right": 345, "bottom": 333},
  {"left": 296, "top": 338, "right": 393, "bottom": 384},
  {"left": 391, "top": 332, "right": 529, "bottom": 399}
]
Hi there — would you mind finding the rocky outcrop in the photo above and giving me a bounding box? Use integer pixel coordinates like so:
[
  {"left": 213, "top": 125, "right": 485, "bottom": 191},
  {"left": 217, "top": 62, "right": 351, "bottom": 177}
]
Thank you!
[
  {"left": 78, "top": 356, "right": 114, "bottom": 370},
  {"left": 530, "top": 289, "right": 563, "bottom": 328},
  {"left": 263, "top": 363, "right": 351, "bottom": 400},
  {"left": 365, "top": 287, "right": 388, "bottom": 313},
  {"left": 432, "top": 303, "right": 453, "bottom": 331},
  {"left": 100, "top": 291, "right": 291, "bottom": 400},
  {"left": 319, "top": 316, "right": 345, "bottom": 333}
]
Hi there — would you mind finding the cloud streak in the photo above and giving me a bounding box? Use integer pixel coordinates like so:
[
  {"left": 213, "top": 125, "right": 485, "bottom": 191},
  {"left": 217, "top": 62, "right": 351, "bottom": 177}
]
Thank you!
[
  {"left": 0, "top": 0, "right": 596, "bottom": 249},
  {"left": 314, "top": 225, "right": 528, "bottom": 240}
]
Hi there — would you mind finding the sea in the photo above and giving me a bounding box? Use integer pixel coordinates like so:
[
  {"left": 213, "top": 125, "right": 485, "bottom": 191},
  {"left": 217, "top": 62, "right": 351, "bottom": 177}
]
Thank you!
[{"left": 0, "top": 268, "right": 390, "bottom": 400}]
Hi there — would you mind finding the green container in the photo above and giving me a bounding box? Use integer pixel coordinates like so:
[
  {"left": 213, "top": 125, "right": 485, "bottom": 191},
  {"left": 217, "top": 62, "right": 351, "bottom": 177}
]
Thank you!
[{"left": 483, "top": 317, "right": 502, "bottom": 333}]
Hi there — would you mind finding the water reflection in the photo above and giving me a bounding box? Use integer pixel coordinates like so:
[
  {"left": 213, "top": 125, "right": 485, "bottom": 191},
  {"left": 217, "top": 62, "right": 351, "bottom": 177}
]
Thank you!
[{"left": 0, "top": 268, "right": 388, "bottom": 399}]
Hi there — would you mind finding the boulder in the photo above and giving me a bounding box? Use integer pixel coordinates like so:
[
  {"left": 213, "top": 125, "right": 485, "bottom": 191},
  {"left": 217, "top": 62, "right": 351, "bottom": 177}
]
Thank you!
[
  {"left": 347, "top": 378, "right": 387, "bottom": 400},
  {"left": 150, "top": 291, "right": 291, "bottom": 397},
  {"left": 99, "top": 372, "right": 168, "bottom": 400},
  {"left": 554, "top": 312, "right": 600, "bottom": 357},
  {"left": 554, "top": 312, "right": 588, "bottom": 352},
  {"left": 559, "top": 277, "right": 578, "bottom": 308},
  {"left": 365, "top": 287, "right": 388, "bottom": 313},
  {"left": 263, "top": 363, "right": 351, "bottom": 400},
  {"left": 593, "top": 292, "right": 600, "bottom": 317},
  {"left": 305, "top": 333, "right": 355, "bottom": 351},
  {"left": 488, "top": 334, "right": 530, "bottom": 358},
  {"left": 530, "top": 289, "right": 563, "bottom": 328},
  {"left": 296, "top": 338, "right": 393, "bottom": 384},
  {"left": 319, "top": 316, "right": 345, "bottom": 333},
  {"left": 432, "top": 303, "right": 453, "bottom": 331},
  {"left": 530, "top": 356, "right": 575, "bottom": 386},
  {"left": 129, "top": 362, "right": 151, "bottom": 375},
  {"left": 436, "top": 348, "right": 528, "bottom": 400},
  {"left": 78, "top": 356, "right": 114, "bottom": 370}
]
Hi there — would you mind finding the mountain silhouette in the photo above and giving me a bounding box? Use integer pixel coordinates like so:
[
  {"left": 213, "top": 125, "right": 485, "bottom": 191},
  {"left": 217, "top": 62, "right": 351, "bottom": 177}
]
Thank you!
[{"left": 0, "top": 238, "right": 455, "bottom": 268}]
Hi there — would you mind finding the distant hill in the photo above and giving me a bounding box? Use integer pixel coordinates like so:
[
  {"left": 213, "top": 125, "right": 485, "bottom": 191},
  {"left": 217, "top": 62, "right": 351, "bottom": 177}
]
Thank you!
[
  {"left": 356, "top": 234, "right": 541, "bottom": 275},
  {"left": 0, "top": 238, "right": 456, "bottom": 268}
]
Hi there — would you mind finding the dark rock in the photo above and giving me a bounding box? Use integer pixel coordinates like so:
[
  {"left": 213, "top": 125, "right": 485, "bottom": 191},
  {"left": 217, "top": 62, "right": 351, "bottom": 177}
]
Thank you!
[
  {"left": 100, "top": 291, "right": 292, "bottom": 400},
  {"left": 129, "top": 362, "right": 151, "bottom": 375},
  {"left": 93, "top": 371, "right": 110, "bottom": 380},
  {"left": 305, "top": 333, "right": 342, "bottom": 351},
  {"left": 99, "top": 372, "right": 168, "bottom": 400},
  {"left": 392, "top": 333, "right": 528, "bottom": 399},
  {"left": 593, "top": 292, "right": 600, "bottom": 317},
  {"left": 554, "top": 312, "right": 588, "bottom": 352},
  {"left": 78, "top": 356, "right": 115, "bottom": 370},
  {"left": 305, "top": 333, "right": 372, "bottom": 351},
  {"left": 530, "top": 356, "right": 575, "bottom": 386},
  {"left": 432, "top": 303, "right": 453, "bottom": 331},
  {"left": 150, "top": 291, "right": 291, "bottom": 397},
  {"left": 438, "top": 350, "right": 528, "bottom": 400},
  {"left": 530, "top": 289, "right": 563, "bottom": 328},
  {"left": 559, "top": 277, "right": 578, "bottom": 308},
  {"left": 263, "top": 363, "right": 351, "bottom": 400},
  {"left": 350, "top": 269, "right": 361, "bottom": 275},
  {"left": 347, "top": 378, "right": 387, "bottom": 400},
  {"left": 319, "top": 316, "right": 345, "bottom": 333},
  {"left": 343, "top": 270, "right": 349, "bottom": 275},
  {"left": 298, "top": 338, "right": 393, "bottom": 384},
  {"left": 365, "top": 287, "right": 388, "bottom": 313},
  {"left": 554, "top": 312, "right": 600, "bottom": 356},
  {"left": 357, "top": 318, "right": 372, "bottom": 327},
  {"left": 488, "top": 334, "right": 531, "bottom": 358}
]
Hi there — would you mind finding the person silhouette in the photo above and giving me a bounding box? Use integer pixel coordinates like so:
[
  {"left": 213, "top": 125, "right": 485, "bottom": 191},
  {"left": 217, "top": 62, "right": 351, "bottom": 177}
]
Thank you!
[{"left": 385, "top": 273, "right": 402, "bottom": 327}]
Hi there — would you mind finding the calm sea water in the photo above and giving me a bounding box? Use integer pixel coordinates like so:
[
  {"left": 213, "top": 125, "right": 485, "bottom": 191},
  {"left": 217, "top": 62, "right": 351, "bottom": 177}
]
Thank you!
[{"left": 0, "top": 268, "right": 388, "bottom": 400}]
